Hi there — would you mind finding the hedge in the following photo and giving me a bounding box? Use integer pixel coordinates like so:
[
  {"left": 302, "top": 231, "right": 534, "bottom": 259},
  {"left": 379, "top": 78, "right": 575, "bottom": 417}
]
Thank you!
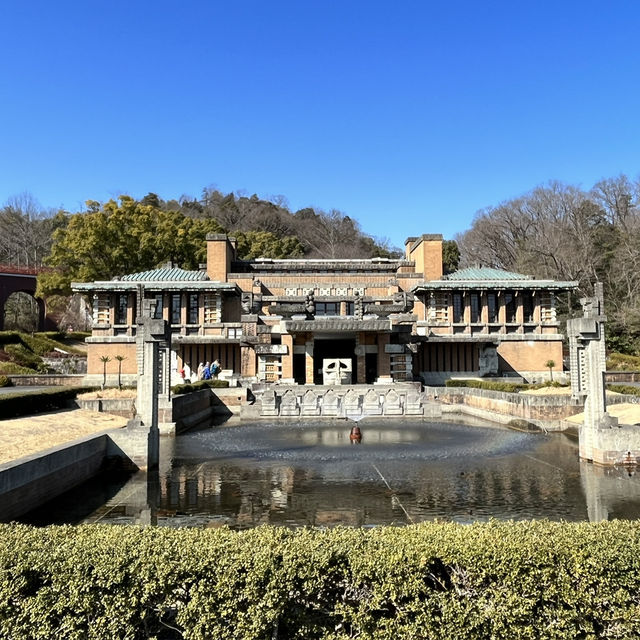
[
  {"left": 0, "top": 361, "right": 36, "bottom": 375},
  {"left": 444, "top": 379, "right": 569, "bottom": 393},
  {"left": 607, "top": 384, "right": 640, "bottom": 397},
  {"left": 606, "top": 352, "right": 640, "bottom": 372},
  {"left": 4, "top": 343, "right": 45, "bottom": 371},
  {"left": 0, "top": 387, "right": 95, "bottom": 420},
  {"left": 172, "top": 379, "right": 230, "bottom": 395},
  {"left": 1, "top": 521, "right": 639, "bottom": 639}
]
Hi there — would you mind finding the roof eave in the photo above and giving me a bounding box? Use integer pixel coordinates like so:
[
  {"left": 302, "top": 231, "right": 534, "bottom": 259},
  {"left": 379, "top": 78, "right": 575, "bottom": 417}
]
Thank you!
[
  {"left": 411, "top": 280, "right": 579, "bottom": 291},
  {"left": 72, "top": 281, "right": 239, "bottom": 292}
]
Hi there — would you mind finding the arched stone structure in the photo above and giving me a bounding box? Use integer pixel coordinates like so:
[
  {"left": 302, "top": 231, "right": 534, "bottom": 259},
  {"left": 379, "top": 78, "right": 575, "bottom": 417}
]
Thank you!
[{"left": 0, "top": 267, "right": 49, "bottom": 331}]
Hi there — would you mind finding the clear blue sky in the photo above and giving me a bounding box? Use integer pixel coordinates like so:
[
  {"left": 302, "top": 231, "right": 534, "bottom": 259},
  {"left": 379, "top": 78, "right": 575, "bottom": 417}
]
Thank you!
[{"left": 1, "top": 1, "right": 639, "bottom": 248}]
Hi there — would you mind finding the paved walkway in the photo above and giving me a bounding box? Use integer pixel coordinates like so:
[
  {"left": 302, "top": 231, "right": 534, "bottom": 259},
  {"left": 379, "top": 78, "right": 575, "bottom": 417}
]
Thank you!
[{"left": 0, "top": 409, "right": 128, "bottom": 465}]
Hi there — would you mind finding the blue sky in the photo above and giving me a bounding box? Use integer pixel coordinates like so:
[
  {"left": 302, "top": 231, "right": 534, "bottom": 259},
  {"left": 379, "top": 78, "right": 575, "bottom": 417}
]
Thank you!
[{"left": 1, "top": 1, "right": 639, "bottom": 248}]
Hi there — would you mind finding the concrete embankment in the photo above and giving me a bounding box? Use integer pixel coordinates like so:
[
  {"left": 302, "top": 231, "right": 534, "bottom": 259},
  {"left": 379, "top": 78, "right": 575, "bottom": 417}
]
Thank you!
[
  {"left": 432, "top": 386, "right": 583, "bottom": 431},
  {"left": 0, "top": 433, "right": 111, "bottom": 521},
  {"left": 0, "top": 409, "right": 129, "bottom": 522}
]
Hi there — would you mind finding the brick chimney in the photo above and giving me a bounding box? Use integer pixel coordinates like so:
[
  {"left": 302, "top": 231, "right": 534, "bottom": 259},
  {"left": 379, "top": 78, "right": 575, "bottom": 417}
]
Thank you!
[
  {"left": 405, "top": 234, "right": 443, "bottom": 281},
  {"left": 206, "top": 234, "right": 237, "bottom": 282}
]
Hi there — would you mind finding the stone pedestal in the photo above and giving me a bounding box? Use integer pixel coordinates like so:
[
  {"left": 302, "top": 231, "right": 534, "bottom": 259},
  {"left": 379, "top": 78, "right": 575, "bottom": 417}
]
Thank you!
[{"left": 568, "top": 283, "right": 640, "bottom": 465}]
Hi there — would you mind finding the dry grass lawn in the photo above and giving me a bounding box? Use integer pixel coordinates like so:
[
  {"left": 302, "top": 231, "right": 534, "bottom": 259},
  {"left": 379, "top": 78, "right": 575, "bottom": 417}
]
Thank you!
[{"left": 0, "top": 409, "right": 127, "bottom": 465}]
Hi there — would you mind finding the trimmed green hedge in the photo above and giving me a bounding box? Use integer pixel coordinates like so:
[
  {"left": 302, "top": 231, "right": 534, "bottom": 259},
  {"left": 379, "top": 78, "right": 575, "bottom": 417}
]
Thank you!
[
  {"left": 445, "top": 379, "right": 569, "bottom": 393},
  {"left": 0, "top": 361, "right": 36, "bottom": 375},
  {"left": 0, "top": 387, "right": 94, "bottom": 420},
  {"left": 172, "top": 379, "right": 230, "bottom": 395},
  {"left": 607, "top": 384, "right": 640, "bottom": 397},
  {"left": 4, "top": 343, "right": 45, "bottom": 371},
  {"left": 1, "top": 521, "right": 640, "bottom": 639}
]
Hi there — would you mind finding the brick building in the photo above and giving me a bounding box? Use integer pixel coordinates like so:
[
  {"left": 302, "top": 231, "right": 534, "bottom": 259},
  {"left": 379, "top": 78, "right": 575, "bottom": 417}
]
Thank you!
[{"left": 73, "top": 233, "right": 577, "bottom": 386}]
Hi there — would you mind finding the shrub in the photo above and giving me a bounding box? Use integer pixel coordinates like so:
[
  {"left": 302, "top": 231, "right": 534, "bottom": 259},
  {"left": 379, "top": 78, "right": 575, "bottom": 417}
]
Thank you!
[
  {"left": 3, "top": 343, "right": 43, "bottom": 370},
  {"left": 0, "top": 331, "right": 21, "bottom": 346},
  {"left": 0, "top": 387, "right": 93, "bottom": 419},
  {"left": 444, "top": 379, "right": 569, "bottom": 393},
  {"left": 172, "top": 379, "right": 230, "bottom": 395},
  {"left": 445, "top": 379, "right": 529, "bottom": 392},
  {"left": 1, "top": 521, "right": 640, "bottom": 639},
  {"left": 607, "top": 352, "right": 640, "bottom": 371},
  {"left": 0, "top": 361, "right": 36, "bottom": 375},
  {"left": 0, "top": 375, "right": 9, "bottom": 387},
  {"left": 606, "top": 384, "right": 640, "bottom": 397}
]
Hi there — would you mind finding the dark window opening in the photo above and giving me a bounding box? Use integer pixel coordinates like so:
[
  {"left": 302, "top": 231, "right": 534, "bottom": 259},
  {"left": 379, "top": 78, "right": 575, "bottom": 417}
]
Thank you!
[
  {"left": 452, "top": 293, "right": 464, "bottom": 323},
  {"left": 171, "top": 294, "right": 181, "bottom": 325},
  {"left": 151, "top": 294, "right": 163, "bottom": 319},
  {"left": 316, "top": 302, "right": 340, "bottom": 316},
  {"left": 523, "top": 292, "right": 535, "bottom": 323},
  {"left": 470, "top": 293, "right": 480, "bottom": 323},
  {"left": 115, "top": 294, "right": 128, "bottom": 325},
  {"left": 487, "top": 293, "right": 498, "bottom": 323},
  {"left": 505, "top": 291, "right": 516, "bottom": 323},
  {"left": 187, "top": 293, "right": 198, "bottom": 324}
]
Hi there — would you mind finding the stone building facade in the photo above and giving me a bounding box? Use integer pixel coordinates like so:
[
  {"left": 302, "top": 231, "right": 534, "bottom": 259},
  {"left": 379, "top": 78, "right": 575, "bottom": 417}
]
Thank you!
[{"left": 73, "top": 233, "right": 577, "bottom": 386}]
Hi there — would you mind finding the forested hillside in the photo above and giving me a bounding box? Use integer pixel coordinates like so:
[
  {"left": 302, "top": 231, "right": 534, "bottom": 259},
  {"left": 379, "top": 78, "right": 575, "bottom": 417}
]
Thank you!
[{"left": 456, "top": 174, "right": 640, "bottom": 352}]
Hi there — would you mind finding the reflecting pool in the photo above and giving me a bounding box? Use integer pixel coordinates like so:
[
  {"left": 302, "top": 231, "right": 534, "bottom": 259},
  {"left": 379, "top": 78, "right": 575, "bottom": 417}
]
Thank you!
[{"left": 20, "top": 417, "right": 640, "bottom": 527}]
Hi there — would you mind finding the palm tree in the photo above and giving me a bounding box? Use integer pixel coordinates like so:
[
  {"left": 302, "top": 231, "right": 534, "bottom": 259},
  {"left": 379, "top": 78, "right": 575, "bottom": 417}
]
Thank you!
[
  {"left": 545, "top": 359, "right": 556, "bottom": 382},
  {"left": 115, "top": 355, "right": 126, "bottom": 390},
  {"left": 100, "top": 355, "right": 111, "bottom": 389}
]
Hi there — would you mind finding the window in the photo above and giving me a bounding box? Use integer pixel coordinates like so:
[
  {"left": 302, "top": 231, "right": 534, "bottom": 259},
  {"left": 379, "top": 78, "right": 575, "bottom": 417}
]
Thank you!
[
  {"left": 228, "top": 327, "right": 242, "bottom": 339},
  {"left": 523, "top": 292, "right": 535, "bottom": 323},
  {"left": 115, "top": 293, "right": 128, "bottom": 325},
  {"left": 187, "top": 293, "right": 199, "bottom": 324},
  {"left": 504, "top": 291, "right": 517, "bottom": 323},
  {"left": 150, "top": 294, "right": 163, "bottom": 319},
  {"left": 316, "top": 302, "right": 340, "bottom": 316},
  {"left": 345, "top": 301, "right": 354, "bottom": 316},
  {"left": 452, "top": 293, "right": 464, "bottom": 323},
  {"left": 487, "top": 293, "right": 498, "bottom": 323},
  {"left": 470, "top": 293, "right": 481, "bottom": 323},
  {"left": 171, "top": 294, "right": 181, "bottom": 325}
]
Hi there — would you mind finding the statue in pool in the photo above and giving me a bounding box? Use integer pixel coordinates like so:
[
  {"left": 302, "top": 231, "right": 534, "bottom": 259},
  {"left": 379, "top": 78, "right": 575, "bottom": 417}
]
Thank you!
[{"left": 349, "top": 424, "right": 362, "bottom": 444}]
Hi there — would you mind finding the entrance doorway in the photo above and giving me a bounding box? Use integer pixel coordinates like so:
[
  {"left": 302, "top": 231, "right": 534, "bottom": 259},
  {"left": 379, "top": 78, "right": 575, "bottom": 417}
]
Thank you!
[{"left": 313, "top": 338, "right": 356, "bottom": 384}]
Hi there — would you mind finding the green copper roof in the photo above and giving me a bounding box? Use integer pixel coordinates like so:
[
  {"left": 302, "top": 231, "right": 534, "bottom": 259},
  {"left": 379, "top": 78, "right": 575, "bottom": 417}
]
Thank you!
[
  {"left": 445, "top": 267, "right": 531, "bottom": 281},
  {"left": 120, "top": 267, "right": 209, "bottom": 281}
]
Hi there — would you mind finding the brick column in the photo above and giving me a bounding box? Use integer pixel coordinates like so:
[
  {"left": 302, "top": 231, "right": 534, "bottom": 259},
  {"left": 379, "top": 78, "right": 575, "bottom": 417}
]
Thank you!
[
  {"left": 305, "top": 339, "right": 314, "bottom": 384},
  {"left": 356, "top": 333, "right": 366, "bottom": 383},
  {"left": 281, "top": 334, "right": 294, "bottom": 382},
  {"left": 377, "top": 334, "right": 391, "bottom": 379},
  {"left": 516, "top": 291, "right": 524, "bottom": 326},
  {"left": 240, "top": 345, "right": 256, "bottom": 377}
]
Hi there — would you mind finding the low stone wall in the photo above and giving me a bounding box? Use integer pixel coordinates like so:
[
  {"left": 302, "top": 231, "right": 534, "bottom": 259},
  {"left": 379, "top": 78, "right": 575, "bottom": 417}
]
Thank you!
[
  {"left": 605, "top": 371, "right": 640, "bottom": 383},
  {"left": 8, "top": 374, "right": 88, "bottom": 387},
  {"left": 0, "top": 433, "right": 109, "bottom": 522},
  {"left": 75, "top": 397, "right": 136, "bottom": 419},
  {"left": 433, "top": 386, "right": 584, "bottom": 431}
]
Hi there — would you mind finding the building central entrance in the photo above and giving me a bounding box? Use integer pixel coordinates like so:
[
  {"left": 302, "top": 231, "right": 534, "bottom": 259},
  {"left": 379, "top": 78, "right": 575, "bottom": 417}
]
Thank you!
[{"left": 313, "top": 337, "right": 356, "bottom": 385}]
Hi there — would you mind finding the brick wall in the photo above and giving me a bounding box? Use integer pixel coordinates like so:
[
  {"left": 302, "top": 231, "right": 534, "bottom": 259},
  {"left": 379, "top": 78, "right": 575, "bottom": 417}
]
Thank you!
[
  {"left": 87, "top": 343, "right": 138, "bottom": 375},
  {"left": 497, "top": 341, "right": 563, "bottom": 373}
]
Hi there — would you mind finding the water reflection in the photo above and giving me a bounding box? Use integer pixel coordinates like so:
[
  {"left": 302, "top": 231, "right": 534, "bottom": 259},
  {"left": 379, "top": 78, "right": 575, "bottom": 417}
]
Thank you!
[{"left": 19, "top": 419, "right": 640, "bottom": 527}]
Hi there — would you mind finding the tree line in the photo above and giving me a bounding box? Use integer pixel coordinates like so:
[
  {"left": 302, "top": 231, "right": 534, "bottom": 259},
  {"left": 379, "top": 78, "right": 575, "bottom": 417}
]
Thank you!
[
  {"left": 456, "top": 174, "right": 640, "bottom": 352},
  {"left": 2, "top": 176, "right": 638, "bottom": 353}
]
